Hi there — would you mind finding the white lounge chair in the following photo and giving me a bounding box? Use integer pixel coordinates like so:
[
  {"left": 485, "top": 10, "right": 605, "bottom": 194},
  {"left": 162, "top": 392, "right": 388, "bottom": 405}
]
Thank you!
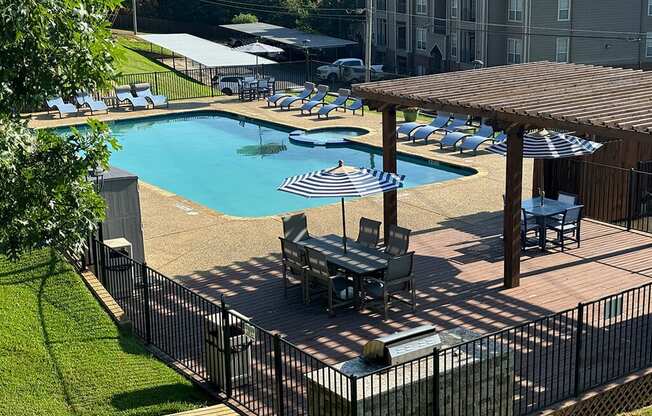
[
  {"left": 46, "top": 97, "right": 78, "bottom": 118},
  {"left": 75, "top": 91, "right": 109, "bottom": 115},
  {"left": 134, "top": 83, "right": 168, "bottom": 108},
  {"left": 114, "top": 85, "right": 149, "bottom": 110}
]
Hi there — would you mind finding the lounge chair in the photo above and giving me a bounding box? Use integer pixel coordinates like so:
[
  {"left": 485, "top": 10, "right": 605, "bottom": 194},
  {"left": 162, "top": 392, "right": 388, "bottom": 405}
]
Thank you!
[
  {"left": 411, "top": 113, "right": 470, "bottom": 144},
  {"left": 299, "top": 85, "right": 330, "bottom": 114},
  {"left": 114, "top": 85, "right": 149, "bottom": 110},
  {"left": 46, "top": 97, "right": 78, "bottom": 118},
  {"left": 134, "top": 83, "right": 168, "bottom": 108},
  {"left": 74, "top": 91, "right": 109, "bottom": 115},
  {"left": 304, "top": 248, "right": 355, "bottom": 316},
  {"left": 268, "top": 82, "right": 314, "bottom": 108},
  {"left": 281, "top": 83, "right": 326, "bottom": 110},
  {"left": 316, "top": 89, "right": 351, "bottom": 119},
  {"left": 440, "top": 122, "right": 494, "bottom": 150},
  {"left": 346, "top": 98, "right": 364, "bottom": 116},
  {"left": 357, "top": 217, "right": 381, "bottom": 249},
  {"left": 362, "top": 252, "right": 416, "bottom": 320},
  {"left": 396, "top": 111, "right": 450, "bottom": 139},
  {"left": 459, "top": 131, "right": 506, "bottom": 155}
]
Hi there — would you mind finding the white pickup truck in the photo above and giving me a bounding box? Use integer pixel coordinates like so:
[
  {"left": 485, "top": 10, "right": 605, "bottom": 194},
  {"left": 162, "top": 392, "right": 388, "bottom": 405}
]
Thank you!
[{"left": 315, "top": 58, "right": 385, "bottom": 83}]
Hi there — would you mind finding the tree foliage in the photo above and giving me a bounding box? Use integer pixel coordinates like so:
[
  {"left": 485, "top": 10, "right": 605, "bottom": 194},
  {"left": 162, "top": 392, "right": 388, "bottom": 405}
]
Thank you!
[
  {"left": 0, "top": 0, "right": 122, "bottom": 113},
  {"left": 0, "top": 0, "right": 121, "bottom": 259},
  {"left": 231, "top": 13, "right": 259, "bottom": 24}
]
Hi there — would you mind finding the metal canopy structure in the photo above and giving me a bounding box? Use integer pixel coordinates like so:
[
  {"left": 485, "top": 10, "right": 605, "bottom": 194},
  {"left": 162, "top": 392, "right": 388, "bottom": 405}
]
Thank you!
[
  {"left": 352, "top": 61, "right": 652, "bottom": 288},
  {"left": 138, "top": 33, "right": 276, "bottom": 67},
  {"left": 220, "top": 22, "right": 357, "bottom": 50}
]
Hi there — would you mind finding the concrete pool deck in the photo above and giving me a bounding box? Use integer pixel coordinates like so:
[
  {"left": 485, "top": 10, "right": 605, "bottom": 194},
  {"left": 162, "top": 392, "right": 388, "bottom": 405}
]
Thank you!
[{"left": 29, "top": 96, "right": 533, "bottom": 278}]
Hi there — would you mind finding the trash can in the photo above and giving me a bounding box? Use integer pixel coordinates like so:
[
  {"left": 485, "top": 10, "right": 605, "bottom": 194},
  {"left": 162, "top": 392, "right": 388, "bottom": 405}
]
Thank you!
[
  {"left": 205, "top": 310, "right": 253, "bottom": 388},
  {"left": 103, "top": 238, "right": 135, "bottom": 300}
]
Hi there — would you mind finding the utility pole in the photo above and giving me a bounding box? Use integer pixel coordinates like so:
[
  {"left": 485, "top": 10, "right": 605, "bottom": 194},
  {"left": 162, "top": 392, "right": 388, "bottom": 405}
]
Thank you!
[
  {"left": 132, "top": 0, "right": 138, "bottom": 35},
  {"left": 364, "top": 0, "right": 373, "bottom": 82}
]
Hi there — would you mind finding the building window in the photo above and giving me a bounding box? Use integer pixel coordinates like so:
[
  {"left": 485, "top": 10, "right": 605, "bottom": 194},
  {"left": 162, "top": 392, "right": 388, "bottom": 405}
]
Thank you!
[
  {"left": 416, "top": 64, "right": 427, "bottom": 75},
  {"left": 376, "top": 18, "right": 387, "bottom": 46},
  {"left": 416, "top": 28, "right": 427, "bottom": 51},
  {"left": 397, "top": 23, "right": 407, "bottom": 50},
  {"left": 451, "top": 0, "right": 459, "bottom": 18},
  {"left": 396, "top": 0, "right": 407, "bottom": 14},
  {"left": 556, "top": 37, "right": 569, "bottom": 62},
  {"left": 461, "top": 0, "right": 476, "bottom": 21},
  {"left": 397, "top": 56, "right": 408, "bottom": 73},
  {"left": 416, "top": 0, "right": 427, "bottom": 15},
  {"left": 558, "top": 0, "right": 570, "bottom": 21},
  {"left": 648, "top": 0, "right": 652, "bottom": 16},
  {"left": 647, "top": 33, "right": 652, "bottom": 58},
  {"left": 508, "top": 0, "right": 523, "bottom": 22},
  {"left": 507, "top": 38, "right": 522, "bottom": 64},
  {"left": 450, "top": 32, "right": 458, "bottom": 59},
  {"left": 375, "top": 0, "right": 386, "bottom": 10}
]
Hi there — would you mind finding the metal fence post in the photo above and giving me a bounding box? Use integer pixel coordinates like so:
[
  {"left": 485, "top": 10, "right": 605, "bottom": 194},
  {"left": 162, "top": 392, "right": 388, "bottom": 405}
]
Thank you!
[
  {"left": 98, "top": 242, "right": 106, "bottom": 286},
  {"left": 154, "top": 72, "right": 159, "bottom": 95},
  {"left": 92, "top": 237, "right": 99, "bottom": 278},
  {"left": 350, "top": 375, "right": 358, "bottom": 416},
  {"left": 574, "top": 302, "right": 585, "bottom": 397},
  {"left": 210, "top": 67, "right": 214, "bottom": 97},
  {"left": 141, "top": 262, "right": 152, "bottom": 345},
  {"left": 220, "top": 296, "right": 233, "bottom": 398},
  {"left": 627, "top": 168, "right": 636, "bottom": 231},
  {"left": 273, "top": 334, "right": 285, "bottom": 415},
  {"left": 433, "top": 347, "right": 441, "bottom": 416}
]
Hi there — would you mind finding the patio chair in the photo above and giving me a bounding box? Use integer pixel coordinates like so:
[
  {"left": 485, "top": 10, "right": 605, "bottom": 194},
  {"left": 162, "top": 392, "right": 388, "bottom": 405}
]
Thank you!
[
  {"left": 346, "top": 98, "right": 364, "bottom": 116},
  {"left": 267, "top": 82, "right": 312, "bottom": 107},
  {"left": 277, "top": 83, "right": 317, "bottom": 109},
  {"left": 411, "top": 113, "right": 470, "bottom": 144},
  {"left": 521, "top": 209, "right": 541, "bottom": 250},
  {"left": 459, "top": 131, "right": 506, "bottom": 155},
  {"left": 279, "top": 237, "right": 308, "bottom": 301},
  {"left": 114, "top": 85, "right": 149, "bottom": 110},
  {"left": 299, "top": 85, "right": 330, "bottom": 114},
  {"left": 546, "top": 206, "right": 583, "bottom": 252},
  {"left": 315, "top": 89, "right": 351, "bottom": 119},
  {"left": 304, "top": 248, "right": 355, "bottom": 316},
  {"left": 134, "top": 83, "right": 168, "bottom": 108},
  {"left": 396, "top": 111, "right": 450, "bottom": 139},
  {"left": 282, "top": 213, "right": 309, "bottom": 242},
  {"left": 357, "top": 217, "right": 381, "bottom": 249},
  {"left": 557, "top": 191, "right": 579, "bottom": 205},
  {"left": 257, "top": 77, "right": 275, "bottom": 99},
  {"left": 362, "top": 252, "right": 416, "bottom": 320},
  {"left": 384, "top": 225, "right": 411, "bottom": 256},
  {"left": 45, "top": 97, "right": 78, "bottom": 118},
  {"left": 74, "top": 91, "right": 109, "bottom": 115}
]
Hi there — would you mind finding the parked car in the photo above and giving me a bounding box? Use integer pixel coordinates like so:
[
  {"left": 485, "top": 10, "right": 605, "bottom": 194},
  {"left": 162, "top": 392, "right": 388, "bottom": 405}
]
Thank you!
[
  {"left": 315, "top": 58, "right": 384, "bottom": 83},
  {"left": 211, "top": 75, "right": 257, "bottom": 96}
]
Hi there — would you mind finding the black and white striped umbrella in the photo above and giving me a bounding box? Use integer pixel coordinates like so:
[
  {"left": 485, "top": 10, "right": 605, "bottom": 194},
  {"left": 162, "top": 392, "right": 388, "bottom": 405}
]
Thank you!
[
  {"left": 279, "top": 160, "right": 405, "bottom": 252},
  {"left": 487, "top": 130, "right": 603, "bottom": 159}
]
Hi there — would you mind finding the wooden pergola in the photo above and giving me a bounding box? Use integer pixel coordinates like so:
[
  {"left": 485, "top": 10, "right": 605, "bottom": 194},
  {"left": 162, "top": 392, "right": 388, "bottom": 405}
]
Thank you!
[{"left": 352, "top": 61, "right": 652, "bottom": 288}]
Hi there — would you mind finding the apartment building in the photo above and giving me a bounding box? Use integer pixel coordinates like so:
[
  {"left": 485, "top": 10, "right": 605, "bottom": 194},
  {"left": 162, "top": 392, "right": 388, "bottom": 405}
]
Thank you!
[{"left": 373, "top": 0, "right": 652, "bottom": 75}]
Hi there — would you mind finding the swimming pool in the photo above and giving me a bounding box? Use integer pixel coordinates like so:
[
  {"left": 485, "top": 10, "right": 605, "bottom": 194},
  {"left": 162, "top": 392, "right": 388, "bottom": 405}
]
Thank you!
[{"left": 69, "top": 111, "right": 475, "bottom": 217}]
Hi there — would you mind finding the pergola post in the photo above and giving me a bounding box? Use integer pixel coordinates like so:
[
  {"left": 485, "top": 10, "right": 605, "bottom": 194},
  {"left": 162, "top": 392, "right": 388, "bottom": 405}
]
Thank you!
[
  {"left": 504, "top": 125, "right": 524, "bottom": 288},
  {"left": 382, "top": 105, "right": 398, "bottom": 242}
]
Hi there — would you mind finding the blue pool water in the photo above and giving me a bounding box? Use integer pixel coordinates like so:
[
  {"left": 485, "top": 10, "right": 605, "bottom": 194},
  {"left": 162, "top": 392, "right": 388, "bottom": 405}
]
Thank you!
[{"left": 69, "top": 111, "right": 474, "bottom": 217}]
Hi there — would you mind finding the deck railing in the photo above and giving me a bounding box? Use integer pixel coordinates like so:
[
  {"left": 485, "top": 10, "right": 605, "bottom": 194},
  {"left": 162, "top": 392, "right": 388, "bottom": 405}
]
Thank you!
[{"left": 85, "top": 238, "right": 652, "bottom": 416}]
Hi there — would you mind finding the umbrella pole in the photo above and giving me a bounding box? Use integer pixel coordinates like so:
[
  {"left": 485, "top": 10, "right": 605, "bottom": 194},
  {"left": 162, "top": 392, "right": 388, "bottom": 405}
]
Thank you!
[{"left": 341, "top": 197, "right": 347, "bottom": 254}]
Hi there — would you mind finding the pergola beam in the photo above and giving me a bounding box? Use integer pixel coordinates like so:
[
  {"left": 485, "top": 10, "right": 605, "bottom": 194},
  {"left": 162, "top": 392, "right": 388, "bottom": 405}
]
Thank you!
[{"left": 382, "top": 106, "right": 398, "bottom": 242}]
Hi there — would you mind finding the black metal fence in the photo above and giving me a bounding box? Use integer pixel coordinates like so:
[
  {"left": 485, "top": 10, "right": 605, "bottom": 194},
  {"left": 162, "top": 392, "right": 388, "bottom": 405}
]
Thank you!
[
  {"left": 87, "top": 238, "right": 652, "bottom": 416},
  {"left": 546, "top": 159, "right": 652, "bottom": 234}
]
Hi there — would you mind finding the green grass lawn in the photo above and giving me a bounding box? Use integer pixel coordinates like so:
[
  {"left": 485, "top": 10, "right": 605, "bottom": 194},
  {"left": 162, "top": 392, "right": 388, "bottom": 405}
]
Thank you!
[
  {"left": 112, "top": 36, "right": 212, "bottom": 99},
  {"left": 0, "top": 249, "right": 209, "bottom": 416},
  {"left": 623, "top": 406, "right": 652, "bottom": 415}
]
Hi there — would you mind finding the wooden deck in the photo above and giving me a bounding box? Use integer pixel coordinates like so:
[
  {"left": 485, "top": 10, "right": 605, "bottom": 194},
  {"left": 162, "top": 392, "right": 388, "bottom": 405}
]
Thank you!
[{"left": 174, "top": 218, "right": 652, "bottom": 364}]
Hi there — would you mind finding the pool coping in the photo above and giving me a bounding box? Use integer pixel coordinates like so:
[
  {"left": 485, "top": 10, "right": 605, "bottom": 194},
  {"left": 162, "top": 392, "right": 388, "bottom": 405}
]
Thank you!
[{"left": 36, "top": 105, "right": 490, "bottom": 221}]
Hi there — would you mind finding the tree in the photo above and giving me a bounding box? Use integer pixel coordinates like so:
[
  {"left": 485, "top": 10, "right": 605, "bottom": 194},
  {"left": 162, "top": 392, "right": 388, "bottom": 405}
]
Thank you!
[
  {"left": 232, "top": 13, "right": 259, "bottom": 24},
  {"left": 0, "top": 0, "right": 121, "bottom": 259}
]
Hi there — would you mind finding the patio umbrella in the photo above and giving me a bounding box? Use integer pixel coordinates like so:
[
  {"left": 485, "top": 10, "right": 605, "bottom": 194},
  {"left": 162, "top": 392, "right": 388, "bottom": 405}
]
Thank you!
[
  {"left": 235, "top": 42, "right": 284, "bottom": 67},
  {"left": 278, "top": 160, "right": 405, "bottom": 253},
  {"left": 487, "top": 130, "right": 602, "bottom": 159},
  {"left": 487, "top": 130, "right": 603, "bottom": 195}
]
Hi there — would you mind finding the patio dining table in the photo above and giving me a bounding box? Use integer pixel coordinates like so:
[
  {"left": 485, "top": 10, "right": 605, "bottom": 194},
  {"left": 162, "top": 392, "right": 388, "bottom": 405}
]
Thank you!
[
  {"left": 522, "top": 197, "right": 579, "bottom": 250},
  {"left": 295, "top": 234, "right": 389, "bottom": 275}
]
